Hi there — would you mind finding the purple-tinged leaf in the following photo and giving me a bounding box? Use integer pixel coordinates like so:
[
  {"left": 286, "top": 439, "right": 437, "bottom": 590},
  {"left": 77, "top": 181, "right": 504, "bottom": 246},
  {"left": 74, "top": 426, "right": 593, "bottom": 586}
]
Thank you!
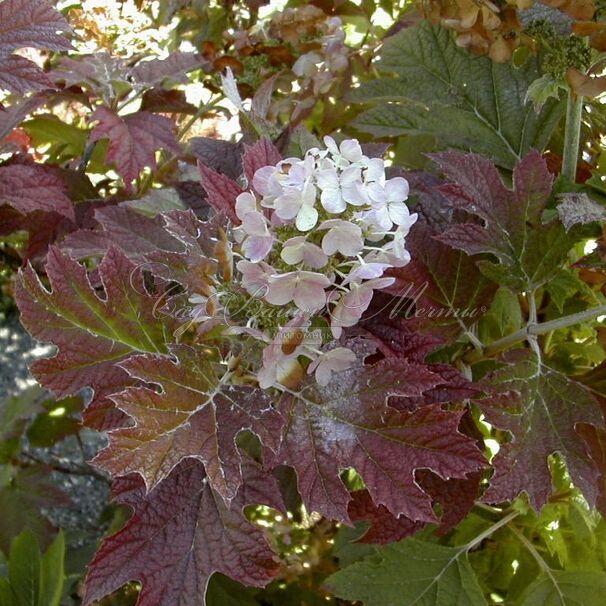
[
  {"left": 90, "top": 108, "right": 181, "bottom": 191},
  {"left": 93, "top": 345, "right": 284, "bottom": 500},
  {"left": 0, "top": 95, "right": 45, "bottom": 140},
  {"left": 242, "top": 138, "right": 282, "bottom": 187},
  {"left": 348, "top": 490, "right": 424, "bottom": 544},
  {"left": 15, "top": 247, "right": 173, "bottom": 409},
  {"left": 0, "top": 0, "right": 71, "bottom": 54},
  {"left": 189, "top": 137, "right": 243, "bottom": 180},
  {"left": 433, "top": 150, "right": 573, "bottom": 291},
  {"left": 83, "top": 460, "right": 280, "bottom": 606},
  {"left": 271, "top": 355, "right": 485, "bottom": 523},
  {"left": 386, "top": 221, "right": 495, "bottom": 342},
  {"left": 0, "top": 55, "right": 54, "bottom": 93},
  {"left": 0, "top": 163, "right": 74, "bottom": 220},
  {"left": 129, "top": 52, "right": 204, "bottom": 86},
  {"left": 480, "top": 354, "right": 603, "bottom": 510},
  {"left": 62, "top": 205, "right": 185, "bottom": 262},
  {"left": 198, "top": 161, "right": 242, "bottom": 224}
]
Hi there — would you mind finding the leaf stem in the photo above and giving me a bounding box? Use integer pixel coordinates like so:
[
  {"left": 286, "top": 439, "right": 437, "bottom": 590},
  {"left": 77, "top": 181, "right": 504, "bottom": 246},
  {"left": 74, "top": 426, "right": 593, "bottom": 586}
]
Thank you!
[
  {"left": 465, "top": 304, "right": 606, "bottom": 362},
  {"left": 466, "top": 510, "right": 520, "bottom": 551},
  {"left": 562, "top": 88, "right": 583, "bottom": 182},
  {"left": 508, "top": 523, "right": 565, "bottom": 605}
]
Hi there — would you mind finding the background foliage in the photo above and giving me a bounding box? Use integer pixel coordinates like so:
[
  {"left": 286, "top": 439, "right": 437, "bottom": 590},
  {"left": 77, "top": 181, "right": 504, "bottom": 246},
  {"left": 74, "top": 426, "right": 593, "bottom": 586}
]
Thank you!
[{"left": 2, "top": 1, "right": 606, "bottom": 605}]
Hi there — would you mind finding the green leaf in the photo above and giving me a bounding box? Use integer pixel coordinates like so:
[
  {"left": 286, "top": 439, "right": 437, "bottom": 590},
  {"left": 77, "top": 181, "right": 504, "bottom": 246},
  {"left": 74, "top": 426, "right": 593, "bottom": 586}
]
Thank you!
[
  {"left": 39, "top": 532, "right": 64, "bottom": 606},
  {"left": 8, "top": 532, "right": 41, "bottom": 606},
  {"left": 324, "top": 538, "right": 488, "bottom": 606},
  {"left": 478, "top": 287, "right": 523, "bottom": 344},
  {"left": 518, "top": 570, "right": 606, "bottom": 606},
  {"left": 350, "top": 22, "right": 564, "bottom": 169}
]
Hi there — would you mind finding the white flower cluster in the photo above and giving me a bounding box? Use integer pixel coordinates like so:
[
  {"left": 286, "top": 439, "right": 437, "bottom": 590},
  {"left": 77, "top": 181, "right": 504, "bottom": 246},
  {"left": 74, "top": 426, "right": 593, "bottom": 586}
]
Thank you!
[{"left": 192, "top": 137, "right": 417, "bottom": 389}]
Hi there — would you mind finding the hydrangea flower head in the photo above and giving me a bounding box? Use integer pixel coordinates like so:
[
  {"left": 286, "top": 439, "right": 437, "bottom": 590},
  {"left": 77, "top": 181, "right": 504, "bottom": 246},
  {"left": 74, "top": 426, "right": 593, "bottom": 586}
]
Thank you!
[{"left": 191, "top": 137, "right": 417, "bottom": 389}]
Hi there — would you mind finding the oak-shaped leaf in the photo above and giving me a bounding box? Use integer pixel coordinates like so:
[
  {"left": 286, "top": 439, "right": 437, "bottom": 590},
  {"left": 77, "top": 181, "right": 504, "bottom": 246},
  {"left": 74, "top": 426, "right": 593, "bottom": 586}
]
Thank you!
[
  {"left": 386, "top": 220, "right": 496, "bottom": 342},
  {"left": 0, "top": 0, "right": 71, "bottom": 93},
  {"left": 90, "top": 108, "right": 181, "bottom": 191},
  {"left": 15, "top": 246, "right": 172, "bottom": 409},
  {"left": 93, "top": 344, "right": 284, "bottom": 501},
  {"left": 0, "top": 163, "right": 74, "bottom": 220},
  {"left": 480, "top": 353, "right": 604, "bottom": 510},
  {"left": 270, "top": 356, "right": 485, "bottom": 524},
  {"left": 434, "top": 150, "right": 573, "bottom": 292},
  {"left": 84, "top": 459, "right": 282, "bottom": 606}
]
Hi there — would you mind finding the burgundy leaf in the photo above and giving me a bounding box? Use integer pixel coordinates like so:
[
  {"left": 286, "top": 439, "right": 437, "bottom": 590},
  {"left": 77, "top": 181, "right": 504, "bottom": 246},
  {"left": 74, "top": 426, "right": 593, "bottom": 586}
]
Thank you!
[
  {"left": 417, "top": 470, "right": 482, "bottom": 536},
  {"left": 84, "top": 460, "right": 280, "bottom": 606},
  {"left": 0, "top": 0, "right": 70, "bottom": 93},
  {"left": 0, "top": 95, "right": 45, "bottom": 140},
  {"left": 15, "top": 247, "right": 173, "bottom": 409},
  {"left": 140, "top": 89, "right": 197, "bottom": 115},
  {"left": 242, "top": 138, "right": 282, "bottom": 187},
  {"left": 480, "top": 354, "right": 603, "bottom": 510},
  {"left": 433, "top": 150, "right": 573, "bottom": 291},
  {"left": 348, "top": 490, "right": 424, "bottom": 544},
  {"left": 197, "top": 161, "right": 242, "bottom": 224},
  {"left": 189, "top": 136, "right": 243, "bottom": 180},
  {"left": 90, "top": 108, "right": 181, "bottom": 190},
  {"left": 386, "top": 221, "right": 496, "bottom": 341},
  {"left": 62, "top": 205, "right": 185, "bottom": 262},
  {"left": 577, "top": 422, "right": 606, "bottom": 517},
  {"left": 0, "top": 163, "right": 74, "bottom": 220},
  {"left": 93, "top": 345, "right": 284, "bottom": 501},
  {"left": 0, "top": 54, "right": 54, "bottom": 93},
  {"left": 271, "top": 356, "right": 485, "bottom": 524}
]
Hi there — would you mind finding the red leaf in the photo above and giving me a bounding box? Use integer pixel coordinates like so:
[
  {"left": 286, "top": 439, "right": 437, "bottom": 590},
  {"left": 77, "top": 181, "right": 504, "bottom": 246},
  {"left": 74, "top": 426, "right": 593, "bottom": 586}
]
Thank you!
[
  {"left": 0, "top": 0, "right": 71, "bottom": 93},
  {"left": 270, "top": 356, "right": 485, "bottom": 523},
  {"left": 242, "top": 138, "right": 282, "bottom": 187},
  {"left": 480, "top": 354, "right": 604, "bottom": 510},
  {"left": 0, "top": 55, "right": 54, "bottom": 93},
  {"left": 93, "top": 345, "right": 284, "bottom": 501},
  {"left": 84, "top": 460, "right": 280, "bottom": 606},
  {"left": 386, "top": 221, "right": 496, "bottom": 342},
  {"left": 433, "top": 150, "right": 573, "bottom": 291},
  {"left": 90, "top": 108, "right": 181, "bottom": 190},
  {"left": 197, "top": 161, "right": 242, "bottom": 224},
  {"left": 0, "top": 0, "right": 71, "bottom": 54},
  {"left": 348, "top": 490, "right": 424, "bottom": 544},
  {"left": 0, "top": 163, "right": 74, "bottom": 220},
  {"left": 15, "top": 247, "right": 173, "bottom": 408}
]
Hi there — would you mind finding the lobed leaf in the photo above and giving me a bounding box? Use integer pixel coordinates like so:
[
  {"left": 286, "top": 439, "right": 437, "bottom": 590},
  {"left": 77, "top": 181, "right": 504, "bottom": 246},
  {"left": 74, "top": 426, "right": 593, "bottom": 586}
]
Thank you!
[
  {"left": 481, "top": 354, "right": 604, "bottom": 510},
  {"left": 84, "top": 460, "right": 281, "bottom": 606},
  {"left": 350, "top": 21, "right": 564, "bottom": 169},
  {"left": 93, "top": 345, "right": 284, "bottom": 501},
  {"left": 89, "top": 108, "right": 181, "bottom": 191},
  {"left": 434, "top": 150, "right": 574, "bottom": 292},
  {"left": 270, "top": 356, "right": 485, "bottom": 523},
  {"left": 15, "top": 247, "right": 173, "bottom": 408}
]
